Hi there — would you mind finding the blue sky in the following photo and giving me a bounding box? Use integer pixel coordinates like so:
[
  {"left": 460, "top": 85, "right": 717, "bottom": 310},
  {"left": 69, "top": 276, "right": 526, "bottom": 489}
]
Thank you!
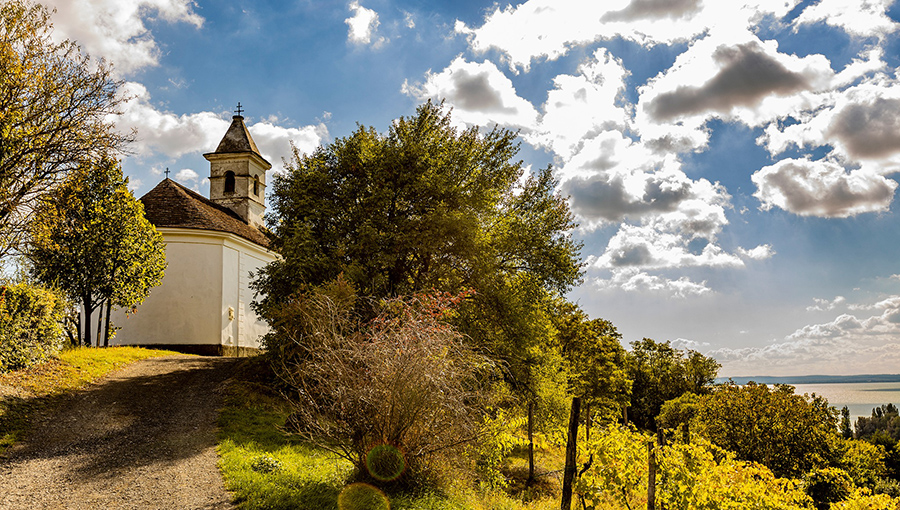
[{"left": 41, "top": 0, "right": 900, "bottom": 376}]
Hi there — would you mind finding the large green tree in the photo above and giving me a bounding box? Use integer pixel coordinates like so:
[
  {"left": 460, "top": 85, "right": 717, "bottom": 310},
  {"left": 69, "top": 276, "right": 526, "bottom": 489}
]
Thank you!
[
  {"left": 255, "top": 101, "right": 585, "bottom": 484},
  {"left": 0, "top": 0, "right": 129, "bottom": 258},
  {"left": 695, "top": 382, "right": 837, "bottom": 478},
  {"left": 625, "top": 338, "right": 719, "bottom": 430},
  {"left": 27, "top": 157, "right": 165, "bottom": 347},
  {"left": 255, "top": 100, "right": 581, "bottom": 304},
  {"left": 552, "top": 299, "right": 630, "bottom": 417},
  {"left": 254, "top": 100, "right": 583, "bottom": 358}
]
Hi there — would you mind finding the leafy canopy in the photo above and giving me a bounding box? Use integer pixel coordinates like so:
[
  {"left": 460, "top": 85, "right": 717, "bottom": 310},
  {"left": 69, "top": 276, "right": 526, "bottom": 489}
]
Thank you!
[
  {"left": 695, "top": 382, "right": 837, "bottom": 479},
  {"left": 27, "top": 157, "right": 165, "bottom": 346},
  {"left": 254, "top": 100, "right": 582, "bottom": 306},
  {"left": 254, "top": 100, "right": 584, "bottom": 409},
  {"left": 0, "top": 0, "right": 129, "bottom": 258},
  {"left": 626, "top": 338, "right": 720, "bottom": 430},
  {"left": 551, "top": 298, "right": 630, "bottom": 416}
]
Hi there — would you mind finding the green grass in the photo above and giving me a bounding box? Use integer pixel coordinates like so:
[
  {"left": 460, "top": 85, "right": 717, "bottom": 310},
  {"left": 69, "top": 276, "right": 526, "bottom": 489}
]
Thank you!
[
  {"left": 216, "top": 357, "right": 561, "bottom": 510},
  {"left": 0, "top": 346, "right": 184, "bottom": 453}
]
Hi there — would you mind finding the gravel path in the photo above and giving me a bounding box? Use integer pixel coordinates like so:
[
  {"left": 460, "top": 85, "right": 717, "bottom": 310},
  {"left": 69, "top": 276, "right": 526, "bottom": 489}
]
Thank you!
[{"left": 0, "top": 355, "right": 238, "bottom": 510}]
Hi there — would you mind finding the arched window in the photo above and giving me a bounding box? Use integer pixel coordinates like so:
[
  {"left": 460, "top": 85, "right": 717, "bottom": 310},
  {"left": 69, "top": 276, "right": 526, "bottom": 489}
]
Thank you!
[
  {"left": 224, "top": 171, "right": 235, "bottom": 193},
  {"left": 253, "top": 175, "right": 259, "bottom": 196}
]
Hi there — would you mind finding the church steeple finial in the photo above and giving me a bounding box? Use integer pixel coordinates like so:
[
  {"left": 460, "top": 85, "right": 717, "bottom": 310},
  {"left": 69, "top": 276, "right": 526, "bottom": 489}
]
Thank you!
[{"left": 204, "top": 106, "right": 270, "bottom": 228}]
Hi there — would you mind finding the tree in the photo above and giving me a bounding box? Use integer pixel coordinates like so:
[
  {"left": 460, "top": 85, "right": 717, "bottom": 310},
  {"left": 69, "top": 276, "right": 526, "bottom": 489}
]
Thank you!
[
  {"left": 856, "top": 404, "right": 900, "bottom": 441},
  {"left": 254, "top": 100, "right": 582, "bottom": 305},
  {"left": 625, "top": 338, "right": 719, "bottom": 430},
  {"left": 255, "top": 100, "right": 584, "bottom": 487},
  {"left": 27, "top": 157, "right": 165, "bottom": 347},
  {"left": 0, "top": 0, "right": 130, "bottom": 258},
  {"left": 552, "top": 300, "right": 630, "bottom": 415},
  {"left": 695, "top": 382, "right": 837, "bottom": 478},
  {"left": 841, "top": 406, "right": 853, "bottom": 439}
]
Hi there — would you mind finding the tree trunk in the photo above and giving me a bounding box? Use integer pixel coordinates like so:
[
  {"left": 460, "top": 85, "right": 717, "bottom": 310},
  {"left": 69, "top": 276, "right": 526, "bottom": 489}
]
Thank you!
[
  {"left": 527, "top": 400, "right": 535, "bottom": 486},
  {"left": 103, "top": 300, "right": 112, "bottom": 347},
  {"left": 584, "top": 402, "right": 591, "bottom": 442},
  {"left": 96, "top": 300, "right": 104, "bottom": 348},
  {"left": 82, "top": 295, "right": 93, "bottom": 347},
  {"left": 560, "top": 397, "right": 580, "bottom": 510},
  {"left": 71, "top": 314, "right": 80, "bottom": 348},
  {"left": 582, "top": 401, "right": 593, "bottom": 478}
]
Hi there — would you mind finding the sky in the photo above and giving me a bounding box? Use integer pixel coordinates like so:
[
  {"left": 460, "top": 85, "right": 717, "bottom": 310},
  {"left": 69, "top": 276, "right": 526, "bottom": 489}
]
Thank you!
[{"left": 35, "top": 0, "right": 900, "bottom": 376}]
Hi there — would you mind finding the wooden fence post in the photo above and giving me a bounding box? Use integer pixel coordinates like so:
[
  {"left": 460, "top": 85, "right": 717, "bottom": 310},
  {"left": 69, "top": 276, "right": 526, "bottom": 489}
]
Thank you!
[
  {"left": 560, "top": 397, "right": 581, "bottom": 510},
  {"left": 647, "top": 440, "right": 656, "bottom": 510}
]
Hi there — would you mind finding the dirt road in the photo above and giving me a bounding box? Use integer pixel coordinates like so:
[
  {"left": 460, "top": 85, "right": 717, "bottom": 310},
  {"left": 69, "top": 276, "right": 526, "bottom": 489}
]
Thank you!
[{"left": 0, "top": 356, "right": 237, "bottom": 510}]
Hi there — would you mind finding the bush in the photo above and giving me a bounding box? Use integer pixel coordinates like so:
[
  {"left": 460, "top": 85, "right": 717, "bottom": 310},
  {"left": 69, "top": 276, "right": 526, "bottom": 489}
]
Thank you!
[
  {"left": 875, "top": 477, "right": 900, "bottom": 498},
  {"left": 804, "top": 467, "right": 853, "bottom": 510},
  {"left": 695, "top": 382, "right": 837, "bottom": 478},
  {"left": 0, "top": 283, "right": 66, "bottom": 372},
  {"left": 575, "top": 424, "right": 812, "bottom": 510},
  {"left": 263, "top": 277, "right": 495, "bottom": 490},
  {"left": 837, "top": 438, "right": 886, "bottom": 489}
]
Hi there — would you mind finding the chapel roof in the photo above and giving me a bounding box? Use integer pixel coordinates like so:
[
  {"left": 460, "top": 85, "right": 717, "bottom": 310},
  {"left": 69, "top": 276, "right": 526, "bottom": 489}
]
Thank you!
[
  {"left": 207, "top": 115, "right": 269, "bottom": 164},
  {"left": 140, "top": 178, "right": 271, "bottom": 248}
]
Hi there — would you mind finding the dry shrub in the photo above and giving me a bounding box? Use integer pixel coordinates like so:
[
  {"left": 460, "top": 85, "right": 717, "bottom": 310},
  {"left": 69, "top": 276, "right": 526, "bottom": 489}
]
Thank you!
[{"left": 263, "top": 277, "right": 494, "bottom": 489}]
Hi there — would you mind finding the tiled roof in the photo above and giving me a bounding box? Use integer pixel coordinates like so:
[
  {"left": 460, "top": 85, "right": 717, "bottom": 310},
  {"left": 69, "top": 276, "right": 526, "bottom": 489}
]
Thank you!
[
  {"left": 210, "top": 115, "right": 268, "bottom": 164},
  {"left": 139, "top": 179, "right": 271, "bottom": 248}
]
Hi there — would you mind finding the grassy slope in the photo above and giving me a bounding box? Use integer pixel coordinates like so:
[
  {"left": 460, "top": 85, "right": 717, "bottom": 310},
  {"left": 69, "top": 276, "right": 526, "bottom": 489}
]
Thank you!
[
  {"left": 0, "top": 346, "right": 184, "bottom": 453},
  {"left": 216, "top": 357, "right": 561, "bottom": 510}
]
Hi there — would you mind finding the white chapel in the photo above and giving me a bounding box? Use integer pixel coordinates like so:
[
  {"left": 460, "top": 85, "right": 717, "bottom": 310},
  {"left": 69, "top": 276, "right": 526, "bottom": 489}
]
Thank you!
[{"left": 111, "top": 112, "right": 277, "bottom": 355}]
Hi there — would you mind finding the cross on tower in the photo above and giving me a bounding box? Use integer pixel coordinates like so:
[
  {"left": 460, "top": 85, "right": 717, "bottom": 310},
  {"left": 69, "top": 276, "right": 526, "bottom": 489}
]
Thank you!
[
  {"left": 164, "top": 167, "right": 170, "bottom": 178},
  {"left": 234, "top": 102, "right": 244, "bottom": 116}
]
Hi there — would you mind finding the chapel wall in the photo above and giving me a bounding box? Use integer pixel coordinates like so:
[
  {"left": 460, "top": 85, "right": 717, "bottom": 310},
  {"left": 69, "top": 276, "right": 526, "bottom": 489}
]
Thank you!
[{"left": 110, "top": 232, "right": 224, "bottom": 347}]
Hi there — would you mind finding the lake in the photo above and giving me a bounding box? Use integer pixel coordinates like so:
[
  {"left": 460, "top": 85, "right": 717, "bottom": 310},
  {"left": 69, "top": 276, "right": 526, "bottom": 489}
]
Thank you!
[{"left": 791, "top": 382, "right": 900, "bottom": 425}]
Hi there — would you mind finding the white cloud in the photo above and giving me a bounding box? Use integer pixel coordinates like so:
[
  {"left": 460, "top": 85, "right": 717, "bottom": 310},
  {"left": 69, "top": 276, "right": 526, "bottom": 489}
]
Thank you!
[
  {"left": 560, "top": 150, "right": 728, "bottom": 232},
  {"left": 249, "top": 120, "right": 328, "bottom": 173},
  {"left": 532, "top": 49, "right": 631, "bottom": 156},
  {"left": 175, "top": 168, "right": 199, "bottom": 182},
  {"left": 849, "top": 295, "right": 900, "bottom": 311},
  {"left": 671, "top": 337, "right": 711, "bottom": 350},
  {"left": 402, "top": 57, "right": 540, "bottom": 129},
  {"left": 459, "top": 0, "right": 801, "bottom": 71},
  {"left": 115, "top": 82, "right": 328, "bottom": 173},
  {"left": 345, "top": 1, "right": 385, "bottom": 47},
  {"left": 807, "top": 296, "right": 846, "bottom": 312},
  {"left": 714, "top": 296, "right": 900, "bottom": 375},
  {"left": 737, "top": 244, "right": 775, "bottom": 260},
  {"left": 757, "top": 63, "right": 900, "bottom": 165},
  {"left": 827, "top": 94, "right": 900, "bottom": 161},
  {"left": 751, "top": 158, "right": 897, "bottom": 217},
  {"left": 636, "top": 34, "right": 835, "bottom": 131},
  {"left": 421, "top": 0, "right": 900, "bottom": 298},
  {"left": 45, "top": 0, "right": 203, "bottom": 74},
  {"left": 793, "top": 0, "right": 899, "bottom": 39},
  {"left": 594, "top": 268, "right": 712, "bottom": 298},
  {"left": 116, "top": 83, "right": 228, "bottom": 158},
  {"left": 592, "top": 223, "right": 744, "bottom": 270}
]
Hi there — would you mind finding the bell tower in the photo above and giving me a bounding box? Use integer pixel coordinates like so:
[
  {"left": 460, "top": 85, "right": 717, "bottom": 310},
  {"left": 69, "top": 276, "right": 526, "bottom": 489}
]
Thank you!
[{"left": 204, "top": 103, "right": 271, "bottom": 228}]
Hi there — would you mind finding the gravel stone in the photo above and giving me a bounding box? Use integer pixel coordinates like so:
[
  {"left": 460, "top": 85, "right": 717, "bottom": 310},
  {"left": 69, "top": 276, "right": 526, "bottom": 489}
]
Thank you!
[{"left": 0, "top": 355, "right": 238, "bottom": 510}]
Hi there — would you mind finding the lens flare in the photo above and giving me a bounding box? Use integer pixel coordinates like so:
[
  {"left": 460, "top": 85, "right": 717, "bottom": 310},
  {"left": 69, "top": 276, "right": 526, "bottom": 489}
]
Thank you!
[
  {"left": 338, "top": 482, "right": 390, "bottom": 510},
  {"left": 365, "top": 444, "right": 406, "bottom": 482}
]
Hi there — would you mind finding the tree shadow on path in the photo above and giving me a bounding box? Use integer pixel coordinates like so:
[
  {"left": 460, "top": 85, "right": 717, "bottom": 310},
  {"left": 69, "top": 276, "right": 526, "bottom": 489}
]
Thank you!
[{"left": 0, "top": 355, "right": 239, "bottom": 510}]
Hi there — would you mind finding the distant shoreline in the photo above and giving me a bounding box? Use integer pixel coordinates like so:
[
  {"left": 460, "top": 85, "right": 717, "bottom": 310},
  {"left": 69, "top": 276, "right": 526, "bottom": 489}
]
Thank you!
[{"left": 716, "top": 374, "right": 900, "bottom": 385}]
